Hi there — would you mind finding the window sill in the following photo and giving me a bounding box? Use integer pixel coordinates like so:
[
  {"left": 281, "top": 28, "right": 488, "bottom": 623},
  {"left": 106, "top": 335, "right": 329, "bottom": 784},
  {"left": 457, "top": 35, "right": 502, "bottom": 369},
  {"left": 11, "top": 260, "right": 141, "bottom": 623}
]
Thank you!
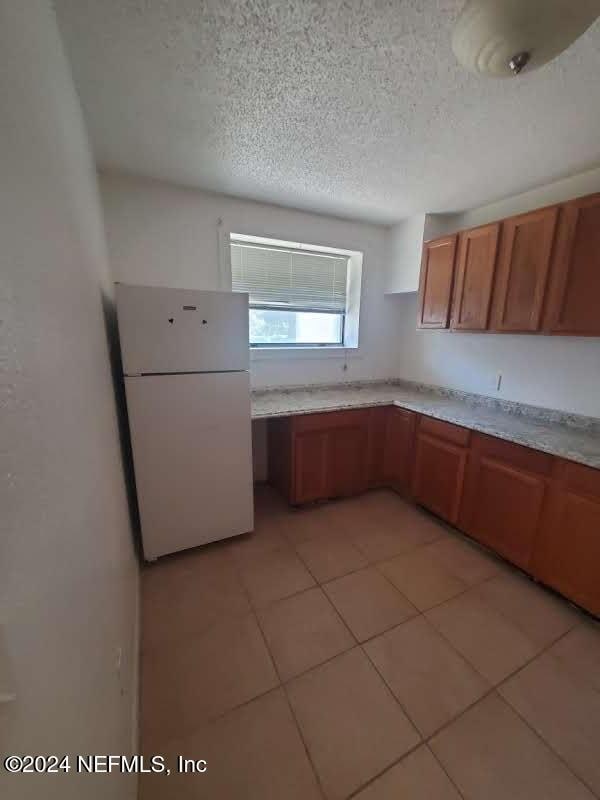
[{"left": 250, "top": 345, "right": 360, "bottom": 361}]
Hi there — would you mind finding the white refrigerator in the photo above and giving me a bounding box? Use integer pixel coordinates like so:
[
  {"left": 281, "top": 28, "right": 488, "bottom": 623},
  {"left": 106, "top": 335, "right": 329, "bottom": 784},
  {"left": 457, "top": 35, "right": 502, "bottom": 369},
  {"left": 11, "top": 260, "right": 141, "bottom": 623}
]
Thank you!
[{"left": 116, "top": 283, "right": 254, "bottom": 561}]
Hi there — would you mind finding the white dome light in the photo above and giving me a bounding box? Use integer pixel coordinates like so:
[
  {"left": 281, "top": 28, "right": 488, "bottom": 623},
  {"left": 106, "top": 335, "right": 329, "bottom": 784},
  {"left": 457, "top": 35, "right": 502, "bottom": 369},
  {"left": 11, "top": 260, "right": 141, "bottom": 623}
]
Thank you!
[{"left": 452, "top": 0, "right": 600, "bottom": 77}]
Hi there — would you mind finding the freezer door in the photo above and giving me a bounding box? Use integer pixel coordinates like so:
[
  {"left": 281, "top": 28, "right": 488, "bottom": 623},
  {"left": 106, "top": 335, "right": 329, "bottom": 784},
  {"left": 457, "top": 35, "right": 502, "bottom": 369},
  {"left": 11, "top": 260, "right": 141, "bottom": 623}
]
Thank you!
[
  {"left": 116, "top": 284, "right": 249, "bottom": 375},
  {"left": 125, "top": 372, "right": 254, "bottom": 560}
]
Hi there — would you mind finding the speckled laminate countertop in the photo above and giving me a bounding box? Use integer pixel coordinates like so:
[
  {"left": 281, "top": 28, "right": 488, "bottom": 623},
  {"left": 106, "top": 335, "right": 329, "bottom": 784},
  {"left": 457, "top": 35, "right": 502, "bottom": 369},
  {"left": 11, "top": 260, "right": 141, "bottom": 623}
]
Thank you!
[{"left": 251, "top": 381, "right": 600, "bottom": 470}]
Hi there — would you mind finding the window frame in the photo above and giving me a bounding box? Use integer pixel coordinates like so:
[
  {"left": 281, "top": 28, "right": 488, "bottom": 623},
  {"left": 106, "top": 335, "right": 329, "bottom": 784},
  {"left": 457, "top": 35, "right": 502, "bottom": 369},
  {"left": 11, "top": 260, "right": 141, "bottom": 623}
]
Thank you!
[{"left": 220, "top": 229, "right": 363, "bottom": 356}]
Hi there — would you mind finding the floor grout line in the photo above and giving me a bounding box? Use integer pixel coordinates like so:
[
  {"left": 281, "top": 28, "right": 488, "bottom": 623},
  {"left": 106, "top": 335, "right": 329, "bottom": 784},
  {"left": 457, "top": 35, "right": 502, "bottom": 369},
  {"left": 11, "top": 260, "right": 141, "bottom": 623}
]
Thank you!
[
  {"left": 227, "top": 540, "right": 328, "bottom": 798},
  {"left": 344, "top": 739, "right": 425, "bottom": 799},
  {"left": 360, "top": 618, "right": 493, "bottom": 729},
  {"left": 494, "top": 688, "right": 600, "bottom": 800},
  {"left": 251, "top": 602, "right": 328, "bottom": 800},
  {"left": 141, "top": 487, "right": 597, "bottom": 800},
  {"left": 418, "top": 624, "right": 585, "bottom": 746},
  {"left": 234, "top": 519, "right": 429, "bottom": 800},
  {"left": 256, "top": 489, "right": 598, "bottom": 799},
  {"left": 196, "top": 608, "right": 580, "bottom": 751},
  {"left": 424, "top": 741, "right": 468, "bottom": 800}
]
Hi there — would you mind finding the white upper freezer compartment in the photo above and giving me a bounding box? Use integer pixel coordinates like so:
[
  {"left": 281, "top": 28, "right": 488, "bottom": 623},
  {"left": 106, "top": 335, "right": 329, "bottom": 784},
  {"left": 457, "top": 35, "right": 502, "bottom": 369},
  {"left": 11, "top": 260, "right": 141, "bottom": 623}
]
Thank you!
[{"left": 116, "top": 283, "right": 249, "bottom": 375}]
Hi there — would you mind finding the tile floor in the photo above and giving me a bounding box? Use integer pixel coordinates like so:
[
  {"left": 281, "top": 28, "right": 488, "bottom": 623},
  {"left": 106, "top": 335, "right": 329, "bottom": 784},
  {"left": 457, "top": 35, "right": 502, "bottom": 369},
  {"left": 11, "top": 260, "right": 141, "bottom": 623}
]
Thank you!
[{"left": 139, "top": 486, "right": 600, "bottom": 800}]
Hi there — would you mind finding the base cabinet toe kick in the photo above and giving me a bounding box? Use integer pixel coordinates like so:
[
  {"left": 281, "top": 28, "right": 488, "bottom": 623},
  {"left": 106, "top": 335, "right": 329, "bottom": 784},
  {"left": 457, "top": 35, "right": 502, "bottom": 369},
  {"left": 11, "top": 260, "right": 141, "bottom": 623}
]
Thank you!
[{"left": 266, "top": 406, "right": 600, "bottom": 617}]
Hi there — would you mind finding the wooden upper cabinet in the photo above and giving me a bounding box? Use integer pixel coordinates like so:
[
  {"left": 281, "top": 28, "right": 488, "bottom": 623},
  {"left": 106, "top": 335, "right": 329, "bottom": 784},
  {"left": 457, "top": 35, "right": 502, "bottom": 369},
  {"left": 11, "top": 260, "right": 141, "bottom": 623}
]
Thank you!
[
  {"left": 544, "top": 193, "right": 600, "bottom": 335},
  {"left": 450, "top": 223, "right": 500, "bottom": 331},
  {"left": 417, "top": 235, "right": 457, "bottom": 329},
  {"left": 491, "top": 207, "right": 559, "bottom": 332}
]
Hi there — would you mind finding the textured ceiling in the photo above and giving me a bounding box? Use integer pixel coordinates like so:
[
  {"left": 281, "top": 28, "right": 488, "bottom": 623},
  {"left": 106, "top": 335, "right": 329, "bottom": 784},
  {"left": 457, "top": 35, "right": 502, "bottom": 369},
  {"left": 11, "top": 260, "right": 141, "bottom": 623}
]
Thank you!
[{"left": 55, "top": 0, "right": 600, "bottom": 223}]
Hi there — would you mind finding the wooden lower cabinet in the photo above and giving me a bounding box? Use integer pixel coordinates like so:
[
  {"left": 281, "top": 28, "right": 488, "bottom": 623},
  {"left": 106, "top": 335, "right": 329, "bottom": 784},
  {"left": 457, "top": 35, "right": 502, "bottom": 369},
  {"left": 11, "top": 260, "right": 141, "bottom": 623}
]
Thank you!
[
  {"left": 532, "top": 460, "right": 600, "bottom": 616},
  {"left": 267, "top": 416, "right": 292, "bottom": 501},
  {"left": 383, "top": 407, "right": 417, "bottom": 494},
  {"left": 293, "top": 429, "right": 330, "bottom": 504},
  {"left": 329, "top": 423, "right": 369, "bottom": 498},
  {"left": 459, "top": 434, "right": 552, "bottom": 569},
  {"left": 268, "top": 409, "right": 369, "bottom": 505},
  {"left": 267, "top": 406, "right": 599, "bottom": 617},
  {"left": 366, "top": 406, "right": 390, "bottom": 488},
  {"left": 412, "top": 419, "right": 469, "bottom": 524}
]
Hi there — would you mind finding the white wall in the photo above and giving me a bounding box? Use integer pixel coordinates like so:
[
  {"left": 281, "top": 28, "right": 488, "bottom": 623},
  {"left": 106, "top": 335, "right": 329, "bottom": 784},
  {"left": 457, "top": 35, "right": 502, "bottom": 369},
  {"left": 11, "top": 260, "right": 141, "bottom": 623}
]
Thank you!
[
  {"left": 0, "top": 4, "right": 138, "bottom": 798},
  {"left": 395, "top": 167, "right": 600, "bottom": 418},
  {"left": 98, "top": 137, "right": 600, "bottom": 419},
  {"left": 99, "top": 171, "right": 403, "bottom": 389},
  {"left": 431, "top": 165, "right": 600, "bottom": 235},
  {"left": 385, "top": 214, "right": 426, "bottom": 293}
]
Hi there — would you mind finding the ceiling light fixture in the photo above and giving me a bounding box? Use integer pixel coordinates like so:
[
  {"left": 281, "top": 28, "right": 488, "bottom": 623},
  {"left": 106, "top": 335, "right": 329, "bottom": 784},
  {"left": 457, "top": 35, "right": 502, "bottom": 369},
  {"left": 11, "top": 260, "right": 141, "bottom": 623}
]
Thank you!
[{"left": 452, "top": 0, "right": 600, "bottom": 78}]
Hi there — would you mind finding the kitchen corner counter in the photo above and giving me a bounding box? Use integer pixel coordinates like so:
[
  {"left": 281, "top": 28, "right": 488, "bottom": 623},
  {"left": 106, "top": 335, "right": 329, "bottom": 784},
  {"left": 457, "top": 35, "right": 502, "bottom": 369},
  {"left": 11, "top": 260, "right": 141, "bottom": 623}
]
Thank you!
[{"left": 251, "top": 381, "right": 600, "bottom": 470}]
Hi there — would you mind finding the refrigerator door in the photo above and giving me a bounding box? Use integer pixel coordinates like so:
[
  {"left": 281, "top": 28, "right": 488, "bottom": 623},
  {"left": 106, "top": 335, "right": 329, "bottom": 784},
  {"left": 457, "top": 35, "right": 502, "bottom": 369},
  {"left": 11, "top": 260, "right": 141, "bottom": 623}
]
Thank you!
[
  {"left": 125, "top": 371, "right": 254, "bottom": 560},
  {"left": 116, "top": 284, "right": 249, "bottom": 375}
]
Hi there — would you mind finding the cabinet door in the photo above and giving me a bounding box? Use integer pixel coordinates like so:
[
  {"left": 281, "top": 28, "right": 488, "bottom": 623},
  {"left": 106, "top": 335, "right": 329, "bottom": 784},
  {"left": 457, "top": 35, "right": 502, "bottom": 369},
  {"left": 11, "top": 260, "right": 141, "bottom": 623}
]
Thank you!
[
  {"left": 412, "top": 433, "right": 467, "bottom": 524},
  {"left": 491, "top": 207, "right": 558, "bottom": 332},
  {"left": 417, "top": 235, "right": 458, "bottom": 328},
  {"left": 293, "top": 430, "right": 330, "bottom": 504},
  {"left": 459, "top": 435, "right": 551, "bottom": 569},
  {"left": 329, "top": 424, "right": 369, "bottom": 498},
  {"left": 367, "top": 406, "right": 390, "bottom": 488},
  {"left": 267, "top": 417, "right": 293, "bottom": 502},
  {"left": 450, "top": 223, "right": 500, "bottom": 331},
  {"left": 532, "top": 460, "right": 600, "bottom": 616},
  {"left": 544, "top": 193, "right": 600, "bottom": 335},
  {"left": 383, "top": 407, "right": 417, "bottom": 494}
]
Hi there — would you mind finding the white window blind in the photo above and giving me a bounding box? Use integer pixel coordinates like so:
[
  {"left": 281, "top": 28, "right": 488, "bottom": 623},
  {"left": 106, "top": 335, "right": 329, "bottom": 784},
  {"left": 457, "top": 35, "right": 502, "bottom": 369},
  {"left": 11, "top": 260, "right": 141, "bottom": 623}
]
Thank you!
[{"left": 231, "top": 241, "right": 349, "bottom": 312}]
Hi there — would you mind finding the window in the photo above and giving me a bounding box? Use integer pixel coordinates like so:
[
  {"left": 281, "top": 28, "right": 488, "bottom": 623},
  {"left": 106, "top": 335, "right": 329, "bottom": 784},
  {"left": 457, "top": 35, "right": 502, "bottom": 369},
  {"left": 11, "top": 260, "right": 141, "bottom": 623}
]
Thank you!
[{"left": 230, "top": 234, "right": 361, "bottom": 348}]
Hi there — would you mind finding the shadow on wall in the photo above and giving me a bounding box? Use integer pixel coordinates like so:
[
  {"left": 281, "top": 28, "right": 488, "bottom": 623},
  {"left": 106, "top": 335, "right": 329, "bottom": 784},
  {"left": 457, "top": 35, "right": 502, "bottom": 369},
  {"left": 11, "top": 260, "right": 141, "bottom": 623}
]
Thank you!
[{"left": 101, "top": 289, "right": 143, "bottom": 560}]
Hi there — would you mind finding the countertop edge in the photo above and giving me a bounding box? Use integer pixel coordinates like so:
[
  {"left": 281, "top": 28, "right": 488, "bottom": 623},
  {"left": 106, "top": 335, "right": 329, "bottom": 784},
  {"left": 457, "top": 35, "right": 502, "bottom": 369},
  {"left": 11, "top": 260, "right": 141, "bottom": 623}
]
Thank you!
[{"left": 251, "top": 394, "right": 600, "bottom": 470}]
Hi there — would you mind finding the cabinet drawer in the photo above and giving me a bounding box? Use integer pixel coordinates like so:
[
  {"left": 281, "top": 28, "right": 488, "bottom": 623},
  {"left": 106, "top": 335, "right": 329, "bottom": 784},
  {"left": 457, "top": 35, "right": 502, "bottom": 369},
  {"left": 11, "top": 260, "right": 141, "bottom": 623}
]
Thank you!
[
  {"left": 419, "top": 415, "right": 470, "bottom": 447},
  {"left": 292, "top": 408, "right": 371, "bottom": 433},
  {"left": 472, "top": 433, "right": 554, "bottom": 477}
]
